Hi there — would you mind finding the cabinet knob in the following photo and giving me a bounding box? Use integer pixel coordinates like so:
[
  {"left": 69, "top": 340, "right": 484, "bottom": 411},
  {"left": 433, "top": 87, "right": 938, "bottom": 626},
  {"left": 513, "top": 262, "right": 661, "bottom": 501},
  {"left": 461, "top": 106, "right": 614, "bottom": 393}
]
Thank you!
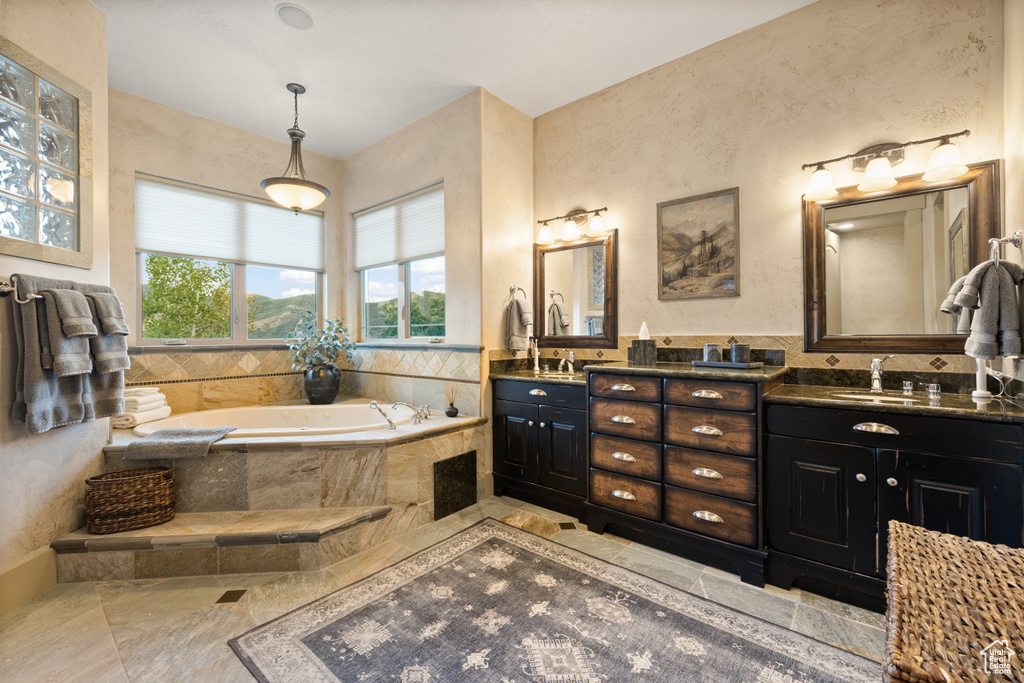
[
  {"left": 852, "top": 422, "right": 899, "bottom": 435},
  {"left": 528, "top": 420, "right": 534, "bottom": 427},
  {"left": 692, "top": 467, "right": 723, "bottom": 479},
  {"left": 611, "top": 415, "right": 637, "bottom": 424},
  {"left": 539, "top": 422, "right": 547, "bottom": 428},
  {"left": 611, "top": 383, "right": 636, "bottom": 392},
  {"left": 691, "top": 389, "right": 723, "bottom": 400},
  {"left": 855, "top": 473, "right": 866, "bottom": 482},
  {"left": 692, "top": 425, "right": 724, "bottom": 437},
  {"left": 612, "top": 489, "right": 636, "bottom": 501},
  {"left": 887, "top": 477, "right": 899, "bottom": 487},
  {"left": 612, "top": 452, "right": 636, "bottom": 463},
  {"left": 693, "top": 510, "right": 724, "bottom": 523},
  {"left": 529, "top": 389, "right": 547, "bottom": 396}
]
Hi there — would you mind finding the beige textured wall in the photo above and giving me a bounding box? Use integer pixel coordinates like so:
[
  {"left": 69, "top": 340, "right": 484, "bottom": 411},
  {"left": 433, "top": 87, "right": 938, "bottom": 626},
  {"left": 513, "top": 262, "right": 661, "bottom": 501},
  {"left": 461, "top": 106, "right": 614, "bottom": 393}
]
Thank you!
[
  {"left": 0, "top": 0, "right": 109, "bottom": 576},
  {"left": 107, "top": 88, "right": 346, "bottom": 338},
  {"left": 533, "top": 0, "right": 1005, "bottom": 344}
]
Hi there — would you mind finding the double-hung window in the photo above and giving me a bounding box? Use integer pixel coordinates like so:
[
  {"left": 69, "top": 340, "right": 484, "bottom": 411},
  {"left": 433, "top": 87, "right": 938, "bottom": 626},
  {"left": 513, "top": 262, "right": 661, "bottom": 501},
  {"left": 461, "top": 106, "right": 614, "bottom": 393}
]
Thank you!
[
  {"left": 135, "top": 174, "right": 324, "bottom": 344},
  {"left": 355, "top": 184, "right": 445, "bottom": 340}
]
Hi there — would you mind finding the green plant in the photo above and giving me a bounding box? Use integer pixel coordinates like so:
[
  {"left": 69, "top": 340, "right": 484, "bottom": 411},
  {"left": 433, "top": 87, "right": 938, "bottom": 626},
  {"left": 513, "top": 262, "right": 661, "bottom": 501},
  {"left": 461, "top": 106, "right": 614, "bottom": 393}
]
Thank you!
[{"left": 286, "top": 312, "right": 356, "bottom": 369}]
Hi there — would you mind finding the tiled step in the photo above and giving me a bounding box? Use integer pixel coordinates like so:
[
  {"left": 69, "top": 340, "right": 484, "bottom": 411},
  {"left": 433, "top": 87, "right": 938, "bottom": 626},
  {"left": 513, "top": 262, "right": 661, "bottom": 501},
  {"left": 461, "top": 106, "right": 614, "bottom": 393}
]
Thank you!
[{"left": 51, "top": 506, "right": 391, "bottom": 582}]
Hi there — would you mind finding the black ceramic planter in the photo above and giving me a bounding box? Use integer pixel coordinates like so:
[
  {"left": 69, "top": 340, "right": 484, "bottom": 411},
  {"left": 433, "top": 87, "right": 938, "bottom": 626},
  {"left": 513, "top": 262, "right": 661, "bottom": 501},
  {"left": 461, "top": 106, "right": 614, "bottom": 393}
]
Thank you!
[{"left": 304, "top": 365, "right": 340, "bottom": 405}]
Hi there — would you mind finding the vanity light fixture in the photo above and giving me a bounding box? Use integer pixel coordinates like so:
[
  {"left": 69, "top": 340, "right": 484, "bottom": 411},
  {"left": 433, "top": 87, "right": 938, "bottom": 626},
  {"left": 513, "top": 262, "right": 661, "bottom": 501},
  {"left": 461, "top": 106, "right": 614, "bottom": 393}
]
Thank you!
[
  {"left": 586, "top": 210, "right": 606, "bottom": 237},
  {"left": 536, "top": 207, "right": 608, "bottom": 243},
  {"left": 802, "top": 129, "right": 970, "bottom": 200},
  {"left": 561, "top": 216, "right": 581, "bottom": 241},
  {"left": 537, "top": 221, "right": 554, "bottom": 245},
  {"left": 261, "top": 83, "right": 330, "bottom": 214}
]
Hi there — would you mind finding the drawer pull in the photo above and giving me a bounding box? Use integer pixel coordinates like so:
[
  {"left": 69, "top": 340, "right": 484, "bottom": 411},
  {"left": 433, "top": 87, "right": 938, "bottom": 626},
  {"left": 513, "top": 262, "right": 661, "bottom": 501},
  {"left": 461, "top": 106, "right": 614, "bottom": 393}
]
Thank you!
[
  {"left": 529, "top": 389, "right": 548, "bottom": 396},
  {"left": 692, "top": 425, "right": 723, "bottom": 437},
  {"left": 692, "top": 467, "right": 723, "bottom": 479},
  {"left": 693, "top": 510, "right": 724, "bottom": 523},
  {"left": 611, "top": 383, "right": 636, "bottom": 392},
  {"left": 691, "top": 389, "right": 723, "bottom": 400},
  {"left": 612, "top": 489, "right": 637, "bottom": 501},
  {"left": 611, "top": 415, "right": 637, "bottom": 424},
  {"left": 612, "top": 452, "right": 637, "bottom": 463},
  {"left": 852, "top": 422, "right": 899, "bottom": 435}
]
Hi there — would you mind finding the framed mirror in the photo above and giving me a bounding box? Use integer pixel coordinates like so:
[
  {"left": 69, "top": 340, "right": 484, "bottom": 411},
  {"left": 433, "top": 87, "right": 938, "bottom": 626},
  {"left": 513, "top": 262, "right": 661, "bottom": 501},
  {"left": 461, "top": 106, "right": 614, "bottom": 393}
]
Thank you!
[
  {"left": 534, "top": 230, "right": 618, "bottom": 348},
  {"left": 804, "top": 160, "right": 1000, "bottom": 353}
]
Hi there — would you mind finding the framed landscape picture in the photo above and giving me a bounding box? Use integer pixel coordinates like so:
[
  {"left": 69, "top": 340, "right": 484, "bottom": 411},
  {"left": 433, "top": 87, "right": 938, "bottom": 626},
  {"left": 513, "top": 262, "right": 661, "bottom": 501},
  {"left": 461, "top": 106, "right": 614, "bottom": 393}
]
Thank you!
[{"left": 657, "top": 187, "right": 740, "bottom": 300}]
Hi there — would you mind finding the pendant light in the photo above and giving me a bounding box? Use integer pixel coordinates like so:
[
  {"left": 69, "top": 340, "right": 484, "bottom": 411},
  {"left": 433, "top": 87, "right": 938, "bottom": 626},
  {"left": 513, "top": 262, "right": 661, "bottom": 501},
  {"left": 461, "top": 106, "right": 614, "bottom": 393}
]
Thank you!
[
  {"left": 586, "top": 210, "right": 606, "bottom": 237},
  {"left": 804, "top": 164, "right": 838, "bottom": 201},
  {"left": 537, "top": 221, "right": 554, "bottom": 245},
  {"left": 857, "top": 156, "right": 897, "bottom": 192},
  {"left": 923, "top": 137, "right": 969, "bottom": 181},
  {"left": 261, "top": 83, "right": 330, "bottom": 214},
  {"left": 561, "top": 217, "right": 580, "bottom": 241}
]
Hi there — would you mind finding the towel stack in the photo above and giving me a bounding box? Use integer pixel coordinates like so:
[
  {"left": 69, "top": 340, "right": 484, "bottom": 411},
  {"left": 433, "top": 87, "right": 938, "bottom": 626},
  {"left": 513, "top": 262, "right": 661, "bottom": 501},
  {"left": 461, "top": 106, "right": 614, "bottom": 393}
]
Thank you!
[
  {"left": 941, "top": 260, "right": 1024, "bottom": 359},
  {"left": 113, "top": 387, "right": 171, "bottom": 429}
]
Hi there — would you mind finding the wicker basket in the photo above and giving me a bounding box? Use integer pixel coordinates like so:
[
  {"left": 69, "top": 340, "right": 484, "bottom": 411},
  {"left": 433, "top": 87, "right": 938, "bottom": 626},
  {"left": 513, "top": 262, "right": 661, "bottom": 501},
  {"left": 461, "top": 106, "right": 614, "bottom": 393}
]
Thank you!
[{"left": 85, "top": 467, "right": 175, "bottom": 534}]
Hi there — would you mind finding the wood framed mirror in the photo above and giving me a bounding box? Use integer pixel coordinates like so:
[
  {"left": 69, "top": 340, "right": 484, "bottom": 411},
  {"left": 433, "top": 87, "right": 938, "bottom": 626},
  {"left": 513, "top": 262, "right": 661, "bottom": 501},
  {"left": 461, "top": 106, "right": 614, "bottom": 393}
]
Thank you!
[
  {"left": 804, "top": 160, "right": 1000, "bottom": 353},
  {"left": 534, "top": 230, "right": 618, "bottom": 349}
]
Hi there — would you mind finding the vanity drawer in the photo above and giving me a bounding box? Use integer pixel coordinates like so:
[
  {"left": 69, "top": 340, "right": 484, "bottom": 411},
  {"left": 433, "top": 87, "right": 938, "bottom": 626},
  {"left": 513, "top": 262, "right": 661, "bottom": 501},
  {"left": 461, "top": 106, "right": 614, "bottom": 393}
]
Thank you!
[
  {"left": 664, "top": 379, "right": 757, "bottom": 412},
  {"left": 590, "top": 398, "right": 662, "bottom": 442},
  {"left": 591, "top": 434, "right": 662, "bottom": 480},
  {"left": 663, "top": 446, "right": 756, "bottom": 502},
  {"left": 663, "top": 405, "right": 756, "bottom": 455},
  {"left": 493, "top": 380, "right": 585, "bottom": 408},
  {"left": 590, "top": 469, "right": 661, "bottom": 521},
  {"left": 664, "top": 486, "right": 756, "bottom": 547},
  {"left": 590, "top": 373, "right": 663, "bottom": 403}
]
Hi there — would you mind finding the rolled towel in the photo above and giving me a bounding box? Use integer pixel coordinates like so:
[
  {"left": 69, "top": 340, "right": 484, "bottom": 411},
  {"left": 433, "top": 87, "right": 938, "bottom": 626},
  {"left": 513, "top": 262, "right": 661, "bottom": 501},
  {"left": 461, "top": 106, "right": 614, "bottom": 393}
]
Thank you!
[
  {"left": 40, "top": 291, "right": 92, "bottom": 377},
  {"left": 86, "top": 296, "right": 131, "bottom": 374},
  {"left": 124, "top": 387, "right": 161, "bottom": 396},
  {"left": 124, "top": 426, "right": 236, "bottom": 461},
  {"left": 111, "top": 404, "right": 171, "bottom": 429},
  {"left": 124, "top": 394, "right": 167, "bottom": 411},
  {"left": 41, "top": 288, "right": 97, "bottom": 337},
  {"left": 85, "top": 292, "right": 129, "bottom": 335}
]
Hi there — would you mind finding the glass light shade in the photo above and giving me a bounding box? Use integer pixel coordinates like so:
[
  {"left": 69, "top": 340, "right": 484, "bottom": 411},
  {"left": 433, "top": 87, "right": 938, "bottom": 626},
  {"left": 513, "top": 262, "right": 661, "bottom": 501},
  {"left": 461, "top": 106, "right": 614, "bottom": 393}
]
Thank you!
[
  {"left": 804, "top": 167, "right": 838, "bottom": 201},
  {"left": 858, "top": 157, "right": 897, "bottom": 192},
  {"left": 261, "top": 177, "right": 329, "bottom": 212},
  {"left": 586, "top": 212, "right": 605, "bottom": 236},
  {"left": 537, "top": 223, "right": 554, "bottom": 245},
  {"left": 923, "top": 142, "right": 968, "bottom": 181},
  {"left": 561, "top": 218, "right": 580, "bottom": 241}
]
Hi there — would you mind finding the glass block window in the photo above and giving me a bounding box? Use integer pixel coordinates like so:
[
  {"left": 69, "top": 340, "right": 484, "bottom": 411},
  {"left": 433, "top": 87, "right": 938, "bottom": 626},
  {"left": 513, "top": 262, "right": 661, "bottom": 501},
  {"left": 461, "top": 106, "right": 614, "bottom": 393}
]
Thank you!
[{"left": 0, "top": 52, "right": 79, "bottom": 251}]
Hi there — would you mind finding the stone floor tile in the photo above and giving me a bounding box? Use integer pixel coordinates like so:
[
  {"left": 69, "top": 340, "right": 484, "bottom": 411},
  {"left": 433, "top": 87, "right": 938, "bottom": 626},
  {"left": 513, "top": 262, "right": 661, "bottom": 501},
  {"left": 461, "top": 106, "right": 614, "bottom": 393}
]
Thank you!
[
  {"left": 498, "top": 510, "right": 563, "bottom": 538},
  {"left": 690, "top": 570, "right": 798, "bottom": 628},
  {"left": 508, "top": 500, "right": 580, "bottom": 524},
  {"left": 327, "top": 539, "right": 417, "bottom": 585},
  {"left": 236, "top": 568, "right": 346, "bottom": 624},
  {"left": 395, "top": 516, "right": 472, "bottom": 552},
  {"left": 98, "top": 575, "right": 230, "bottom": 643},
  {"left": 791, "top": 603, "right": 886, "bottom": 662},
  {"left": 612, "top": 545, "right": 704, "bottom": 591},
  {"left": 799, "top": 589, "right": 886, "bottom": 630},
  {"left": 700, "top": 565, "right": 803, "bottom": 602},
  {"left": 214, "top": 572, "right": 287, "bottom": 590},
  {"left": 549, "top": 529, "right": 628, "bottom": 561}
]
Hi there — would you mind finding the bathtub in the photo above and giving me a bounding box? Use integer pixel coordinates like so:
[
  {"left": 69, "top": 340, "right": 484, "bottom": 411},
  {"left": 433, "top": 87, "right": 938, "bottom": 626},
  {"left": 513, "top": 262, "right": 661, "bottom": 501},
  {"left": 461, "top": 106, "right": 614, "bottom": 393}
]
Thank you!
[{"left": 131, "top": 400, "right": 418, "bottom": 438}]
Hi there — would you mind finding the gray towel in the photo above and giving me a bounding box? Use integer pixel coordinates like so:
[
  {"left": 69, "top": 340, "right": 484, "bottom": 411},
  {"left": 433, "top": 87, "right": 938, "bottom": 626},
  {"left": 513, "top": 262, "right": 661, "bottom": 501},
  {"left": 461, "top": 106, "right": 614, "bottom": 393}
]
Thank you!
[
  {"left": 123, "top": 426, "right": 236, "bottom": 461},
  {"left": 41, "top": 291, "right": 93, "bottom": 377},
  {"left": 940, "top": 274, "right": 973, "bottom": 335},
  {"left": 953, "top": 261, "right": 993, "bottom": 311},
  {"left": 963, "top": 261, "right": 1024, "bottom": 359},
  {"left": 36, "top": 303, "right": 53, "bottom": 369},
  {"left": 86, "top": 296, "right": 131, "bottom": 374},
  {"left": 998, "top": 263, "right": 1023, "bottom": 356},
  {"left": 505, "top": 298, "right": 532, "bottom": 350},
  {"left": 86, "top": 292, "right": 129, "bottom": 335},
  {"left": 42, "top": 288, "right": 97, "bottom": 337},
  {"left": 549, "top": 302, "right": 571, "bottom": 336}
]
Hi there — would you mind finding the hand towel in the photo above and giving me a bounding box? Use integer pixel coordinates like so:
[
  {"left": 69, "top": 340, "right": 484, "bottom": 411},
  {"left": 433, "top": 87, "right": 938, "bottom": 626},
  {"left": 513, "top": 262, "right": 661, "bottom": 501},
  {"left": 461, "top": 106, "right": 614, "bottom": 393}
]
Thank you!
[
  {"left": 111, "top": 404, "right": 172, "bottom": 429},
  {"left": 123, "top": 426, "right": 237, "bottom": 461},
  {"left": 41, "top": 291, "right": 93, "bottom": 377},
  {"left": 36, "top": 303, "right": 53, "bottom": 370},
  {"left": 85, "top": 292, "right": 129, "bottom": 335},
  {"left": 953, "top": 261, "right": 993, "bottom": 311},
  {"left": 41, "top": 288, "right": 97, "bottom": 337},
  {"left": 997, "top": 262, "right": 1023, "bottom": 356},
  {"left": 504, "top": 298, "right": 532, "bottom": 350},
  {"left": 123, "top": 394, "right": 167, "bottom": 411},
  {"left": 124, "top": 387, "right": 161, "bottom": 396},
  {"left": 86, "top": 296, "right": 131, "bottom": 374},
  {"left": 548, "top": 302, "right": 571, "bottom": 336}
]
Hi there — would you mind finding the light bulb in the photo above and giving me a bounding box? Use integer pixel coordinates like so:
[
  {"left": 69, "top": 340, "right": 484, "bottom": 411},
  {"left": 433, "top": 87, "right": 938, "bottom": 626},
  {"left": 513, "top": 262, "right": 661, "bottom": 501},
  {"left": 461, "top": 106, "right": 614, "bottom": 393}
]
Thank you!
[
  {"left": 537, "top": 223, "right": 554, "bottom": 245},
  {"left": 586, "top": 212, "right": 605, "bottom": 237},
  {"left": 923, "top": 141, "right": 968, "bottom": 181},
  {"left": 804, "top": 166, "right": 837, "bottom": 201},
  {"left": 561, "top": 218, "right": 580, "bottom": 241},
  {"left": 858, "top": 156, "right": 897, "bottom": 192}
]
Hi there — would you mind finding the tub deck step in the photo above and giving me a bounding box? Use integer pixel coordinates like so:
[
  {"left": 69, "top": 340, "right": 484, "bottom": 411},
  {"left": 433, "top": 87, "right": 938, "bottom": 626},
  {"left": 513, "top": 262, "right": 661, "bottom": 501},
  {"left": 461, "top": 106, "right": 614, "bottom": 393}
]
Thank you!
[{"left": 50, "top": 506, "right": 392, "bottom": 582}]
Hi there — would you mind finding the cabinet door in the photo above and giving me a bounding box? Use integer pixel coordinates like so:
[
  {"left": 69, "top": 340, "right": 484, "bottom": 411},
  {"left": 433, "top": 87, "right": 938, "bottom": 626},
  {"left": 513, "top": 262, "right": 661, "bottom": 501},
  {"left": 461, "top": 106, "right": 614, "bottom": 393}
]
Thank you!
[
  {"left": 493, "top": 399, "right": 539, "bottom": 483},
  {"left": 537, "top": 405, "right": 587, "bottom": 496},
  {"left": 766, "top": 435, "right": 876, "bottom": 574},
  {"left": 878, "top": 449, "right": 1024, "bottom": 564}
]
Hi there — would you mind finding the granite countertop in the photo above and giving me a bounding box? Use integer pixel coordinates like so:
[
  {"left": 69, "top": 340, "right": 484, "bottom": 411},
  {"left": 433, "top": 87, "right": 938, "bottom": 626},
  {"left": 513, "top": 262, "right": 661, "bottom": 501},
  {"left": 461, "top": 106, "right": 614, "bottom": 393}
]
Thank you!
[
  {"left": 584, "top": 361, "right": 790, "bottom": 384},
  {"left": 765, "top": 384, "right": 1024, "bottom": 424},
  {"left": 488, "top": 369, "right": 587, "bottom": 387}
]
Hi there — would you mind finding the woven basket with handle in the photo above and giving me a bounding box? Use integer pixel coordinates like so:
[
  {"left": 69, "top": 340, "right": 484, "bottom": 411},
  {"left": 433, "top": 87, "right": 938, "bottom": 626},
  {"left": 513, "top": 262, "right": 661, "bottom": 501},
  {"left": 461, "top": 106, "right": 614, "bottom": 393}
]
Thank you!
[{"left": 85, "top": 467, "right": 175, "bottom": 534}]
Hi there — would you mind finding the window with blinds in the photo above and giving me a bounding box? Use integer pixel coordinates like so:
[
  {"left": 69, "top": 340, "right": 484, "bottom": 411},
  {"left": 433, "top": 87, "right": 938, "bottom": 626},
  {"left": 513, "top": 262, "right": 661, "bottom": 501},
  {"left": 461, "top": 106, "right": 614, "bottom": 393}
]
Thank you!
[
  {"left": 355, "top": 184, "right": 445, "bottom": 340},
  {"left": 135, "top": 174, "right": 324, "bottom": 344}
]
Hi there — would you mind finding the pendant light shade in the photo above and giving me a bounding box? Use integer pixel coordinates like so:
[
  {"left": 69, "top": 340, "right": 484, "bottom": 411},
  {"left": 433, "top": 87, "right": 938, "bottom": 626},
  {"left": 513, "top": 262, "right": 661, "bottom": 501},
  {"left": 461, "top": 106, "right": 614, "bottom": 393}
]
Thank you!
[
  {"left": 561, "top": 218, "right": 580, "bottom": 241},
  {"left": 586, "top": 211, "right": 606, "bottom": 237},
  {"left": 261, "top": 83, "right": 330, "bottom": 214},
  {"left": 804, "top": 165, "right": 838, "bottom": 201},
  {"left": 923, "top": 139, "right": 968, "bottom": 181},
  {"left": 858, "top": 156, "right": 897, "bottom": 192},
  {"left": 537, "top": 222, "right": 554, "bottom": 245}
]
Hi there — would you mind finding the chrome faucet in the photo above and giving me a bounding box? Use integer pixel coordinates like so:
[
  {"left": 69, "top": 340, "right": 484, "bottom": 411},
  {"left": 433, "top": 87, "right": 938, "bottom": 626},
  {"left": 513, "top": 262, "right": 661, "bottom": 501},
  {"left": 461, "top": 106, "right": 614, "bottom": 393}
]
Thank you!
[
  {"left": 558, "top": 350, "right": 576, "bottom": 373},
  {"left": 869, "top": 355, "right": 895, "bottom": 393},
  {"left": 391, "top": 401, "right": 430, "bottom": 424},
  {"left": 368, "top": 400, "right": 396, "bottom": 429}
]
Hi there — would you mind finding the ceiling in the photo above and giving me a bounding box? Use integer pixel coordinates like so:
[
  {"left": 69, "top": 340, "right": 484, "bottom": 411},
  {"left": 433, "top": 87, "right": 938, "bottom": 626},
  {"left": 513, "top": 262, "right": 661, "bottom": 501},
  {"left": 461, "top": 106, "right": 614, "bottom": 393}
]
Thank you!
[{"left": 94, "top": 0, "right": 815, "bottom": 160}]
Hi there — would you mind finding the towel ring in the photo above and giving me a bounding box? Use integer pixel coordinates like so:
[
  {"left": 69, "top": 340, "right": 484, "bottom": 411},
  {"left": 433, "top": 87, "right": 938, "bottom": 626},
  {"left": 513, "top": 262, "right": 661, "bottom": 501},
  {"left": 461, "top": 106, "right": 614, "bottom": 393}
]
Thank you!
[
  {"left": 510, "top": 285, "right": 527, "bottom": 300},
  {"left": 550, "top": 290, "right": 565, "bottom": 303}
]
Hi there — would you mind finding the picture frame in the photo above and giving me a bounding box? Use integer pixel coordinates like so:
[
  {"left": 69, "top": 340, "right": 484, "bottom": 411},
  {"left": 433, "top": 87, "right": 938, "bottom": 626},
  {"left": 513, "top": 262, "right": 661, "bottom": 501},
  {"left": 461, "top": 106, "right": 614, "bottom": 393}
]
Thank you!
[{"left": 657, "top": 187, "right": 740, "bottom": 300}]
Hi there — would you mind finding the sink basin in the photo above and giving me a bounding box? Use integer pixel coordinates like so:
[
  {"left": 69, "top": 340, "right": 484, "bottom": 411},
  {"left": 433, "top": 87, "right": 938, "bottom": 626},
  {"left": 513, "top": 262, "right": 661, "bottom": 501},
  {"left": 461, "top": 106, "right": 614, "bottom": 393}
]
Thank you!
[{"left": 831, "top": 390, "right": 918, "bottom": 404}]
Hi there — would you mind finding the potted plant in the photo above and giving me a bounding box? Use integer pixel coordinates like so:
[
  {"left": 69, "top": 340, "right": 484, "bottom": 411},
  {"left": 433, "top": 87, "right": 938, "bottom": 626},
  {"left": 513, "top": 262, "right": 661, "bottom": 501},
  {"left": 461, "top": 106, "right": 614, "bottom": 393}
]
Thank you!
[{"left": 286, "top": 312, "right": 356, "bottom": 405}]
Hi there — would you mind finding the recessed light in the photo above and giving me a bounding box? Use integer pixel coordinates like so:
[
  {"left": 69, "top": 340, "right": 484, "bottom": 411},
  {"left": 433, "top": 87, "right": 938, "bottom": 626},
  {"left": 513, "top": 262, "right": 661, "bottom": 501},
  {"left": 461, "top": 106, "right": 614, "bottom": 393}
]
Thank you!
[{"left": 276, "top": 3, "right": 314, "bottom": 30}]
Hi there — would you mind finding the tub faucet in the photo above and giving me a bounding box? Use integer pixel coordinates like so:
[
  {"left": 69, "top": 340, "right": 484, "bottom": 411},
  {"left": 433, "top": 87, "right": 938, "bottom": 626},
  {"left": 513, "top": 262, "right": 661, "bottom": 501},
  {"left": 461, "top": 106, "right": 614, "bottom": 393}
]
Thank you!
[
  {"left": 558, "top": 350, "right": 576, "bottom": 373},
  {"left": 391, "top": 401, "right": 429, "bottom": 424},
  {"left": 869, "top": 355, "right": 895, "bottom": 393},
  {"left": 368, "top": 400, "right": 396, "bottom": 429}
]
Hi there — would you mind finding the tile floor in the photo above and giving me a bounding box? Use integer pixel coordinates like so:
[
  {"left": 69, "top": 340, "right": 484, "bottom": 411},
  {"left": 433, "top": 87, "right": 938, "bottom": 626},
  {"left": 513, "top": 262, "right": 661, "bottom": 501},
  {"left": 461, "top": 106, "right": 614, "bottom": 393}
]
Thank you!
[{"left": 0, "top": 496, "right": 885, "bottom": 682}]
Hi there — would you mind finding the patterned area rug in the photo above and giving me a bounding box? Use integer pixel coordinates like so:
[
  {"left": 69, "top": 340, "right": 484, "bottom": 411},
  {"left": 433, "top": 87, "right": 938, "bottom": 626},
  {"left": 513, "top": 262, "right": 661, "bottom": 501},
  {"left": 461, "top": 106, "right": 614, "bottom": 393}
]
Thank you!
[{"left": 230, "top": 519, "right": 878, "bottom": 682}]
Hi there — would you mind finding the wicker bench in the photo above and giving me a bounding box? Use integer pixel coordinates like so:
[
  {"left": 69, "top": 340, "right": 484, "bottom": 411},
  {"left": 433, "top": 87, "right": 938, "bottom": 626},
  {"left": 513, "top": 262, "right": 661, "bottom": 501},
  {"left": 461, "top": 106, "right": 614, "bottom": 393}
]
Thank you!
[{"left": 886, "top": 521, "right": 1024, "bottom": 682}]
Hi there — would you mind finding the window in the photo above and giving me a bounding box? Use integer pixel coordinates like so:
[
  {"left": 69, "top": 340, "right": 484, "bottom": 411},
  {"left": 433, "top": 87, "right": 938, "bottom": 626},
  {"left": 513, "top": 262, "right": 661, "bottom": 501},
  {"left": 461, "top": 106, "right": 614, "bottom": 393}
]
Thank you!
[
  {"left": 0, "top": 51, "right": 81, "bottom": 251},
  {"left": 355, "top": 184, "right": 445, "bottom": 340},
  {"left": 135, "top": 175, "right": 323, "bottom": 344}
]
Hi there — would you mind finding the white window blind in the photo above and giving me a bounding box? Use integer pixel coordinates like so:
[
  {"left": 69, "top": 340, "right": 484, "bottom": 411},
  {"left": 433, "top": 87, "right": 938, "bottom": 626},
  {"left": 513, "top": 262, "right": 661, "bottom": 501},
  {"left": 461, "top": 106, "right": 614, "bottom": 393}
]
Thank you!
[
  {"left": 135, "top": 175, "right": 324, "bottom": 270},
  {"left": 354, "top": 184, "right": 444, "bottom": 270}
]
